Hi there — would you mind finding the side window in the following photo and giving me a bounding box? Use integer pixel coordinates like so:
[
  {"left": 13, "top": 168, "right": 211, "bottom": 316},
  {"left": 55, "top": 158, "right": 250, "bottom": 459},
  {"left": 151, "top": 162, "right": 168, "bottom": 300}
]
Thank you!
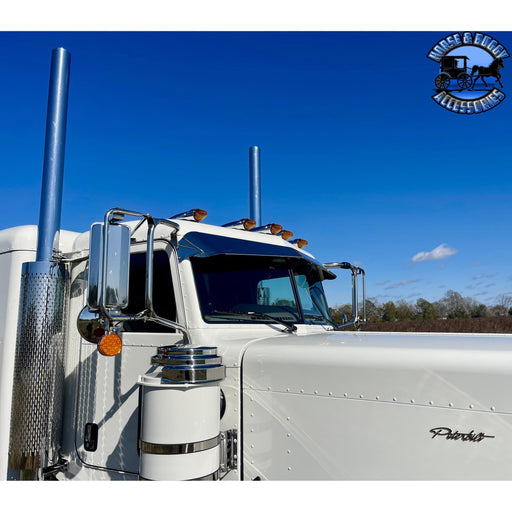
[
  {"left": 294, "top": 274, "right": 332, "bottom": 324},
  {"left": 295, "top": 274, "right": 316, "bottom": 312},
  {"left": 122, "top": 250, "right": 176, "bottom": 332}
]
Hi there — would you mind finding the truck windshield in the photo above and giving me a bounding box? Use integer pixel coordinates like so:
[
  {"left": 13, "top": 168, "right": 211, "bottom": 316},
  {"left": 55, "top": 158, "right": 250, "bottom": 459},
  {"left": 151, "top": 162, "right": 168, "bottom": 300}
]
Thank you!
[{"left": 191, "top": 254, "right": 333, "bottom": 326}]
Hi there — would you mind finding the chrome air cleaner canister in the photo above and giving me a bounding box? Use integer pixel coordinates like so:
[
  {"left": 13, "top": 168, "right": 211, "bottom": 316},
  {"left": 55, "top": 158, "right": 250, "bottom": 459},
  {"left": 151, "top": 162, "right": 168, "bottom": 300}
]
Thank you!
[{"left": 138, "top": 345, "right": 225, "bottom": 480}]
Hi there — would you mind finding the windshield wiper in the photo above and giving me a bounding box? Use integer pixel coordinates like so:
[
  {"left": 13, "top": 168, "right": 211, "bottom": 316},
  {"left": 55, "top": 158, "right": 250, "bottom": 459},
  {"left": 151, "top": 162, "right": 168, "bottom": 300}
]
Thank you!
[{"left": 212, "top": 310, "right": 297, "bottom": 333}]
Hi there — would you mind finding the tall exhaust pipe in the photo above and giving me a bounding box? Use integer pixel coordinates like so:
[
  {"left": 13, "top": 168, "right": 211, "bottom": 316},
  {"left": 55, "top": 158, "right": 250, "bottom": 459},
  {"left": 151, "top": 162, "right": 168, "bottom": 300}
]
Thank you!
[
  {"left": 249, "top": 146, "right": 261, "bottom": 226},
  {"left": 8, "top": 48, "right": 71, "bottom": 479},
  {"left": 36, "top": 47, "right": 71, "bottom": 261}
]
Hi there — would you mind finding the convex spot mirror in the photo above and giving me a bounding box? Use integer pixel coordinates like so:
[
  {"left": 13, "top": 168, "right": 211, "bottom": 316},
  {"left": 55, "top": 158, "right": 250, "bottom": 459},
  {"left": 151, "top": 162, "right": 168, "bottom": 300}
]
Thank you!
[
  {"left": 77, "top": 306, "right": 104, "bottom": 343},
  {"left": 87, "top": 222, "right": 130, "bottom": 310}
]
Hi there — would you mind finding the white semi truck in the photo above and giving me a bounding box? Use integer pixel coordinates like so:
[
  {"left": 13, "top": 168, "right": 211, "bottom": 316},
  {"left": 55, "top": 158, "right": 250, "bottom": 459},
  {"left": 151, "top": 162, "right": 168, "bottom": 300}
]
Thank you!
[{"left": 1, "top": 48, "right": 512, "bottom": 481}]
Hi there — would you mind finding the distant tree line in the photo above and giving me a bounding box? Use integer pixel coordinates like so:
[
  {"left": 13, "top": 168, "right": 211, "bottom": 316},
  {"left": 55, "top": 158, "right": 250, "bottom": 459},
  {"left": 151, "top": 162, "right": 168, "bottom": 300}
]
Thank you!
[{"left": 329, "top": 290, "right": 512, "bottom": 324}]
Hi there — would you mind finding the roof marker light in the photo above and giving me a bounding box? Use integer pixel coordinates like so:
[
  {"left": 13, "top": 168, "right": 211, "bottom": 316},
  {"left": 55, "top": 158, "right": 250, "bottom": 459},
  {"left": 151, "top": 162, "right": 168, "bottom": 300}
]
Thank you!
[
  {"left": 222, "top": 218, "right": 257, "bottom": 230},
  {"left": 253, "top": 223, "right": 283, "bottom": 235},
  {"left": 97, "top": 332, "right": 123, "bottom": 356},
  {"left": 291, "top": 238, "right": 308, "bottom": 249},
  {"left": 170, "top": 209, "right": 208, "bottom": 222},
  {"left": 281, "top": 230, "right": 293, "bottom": 240}
]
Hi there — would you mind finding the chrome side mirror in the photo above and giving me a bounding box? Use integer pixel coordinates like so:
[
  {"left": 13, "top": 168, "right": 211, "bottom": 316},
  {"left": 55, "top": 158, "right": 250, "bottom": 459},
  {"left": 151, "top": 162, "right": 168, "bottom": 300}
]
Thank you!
[
  {"left": 323, "top": 261, "right": 366, "bottom": 329},
  {"left": 87, "top": 222, "right": 130, "bottom": 310}
]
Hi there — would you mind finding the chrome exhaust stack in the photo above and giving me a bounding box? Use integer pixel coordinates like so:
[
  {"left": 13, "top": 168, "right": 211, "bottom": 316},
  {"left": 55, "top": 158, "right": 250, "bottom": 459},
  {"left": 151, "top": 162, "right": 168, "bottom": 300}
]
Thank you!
[
  {"left": 249, "top": 146, "right": 261, "bottom": 226},
  {"left": 8, "top": 48, "right": 71, "bottom": 478}
]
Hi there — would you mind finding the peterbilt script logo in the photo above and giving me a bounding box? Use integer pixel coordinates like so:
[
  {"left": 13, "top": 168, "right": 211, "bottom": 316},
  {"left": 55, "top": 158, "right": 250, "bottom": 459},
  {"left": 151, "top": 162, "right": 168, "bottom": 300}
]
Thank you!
[{"left": 430, "top": 427, "right": 495, "bottom": 443}]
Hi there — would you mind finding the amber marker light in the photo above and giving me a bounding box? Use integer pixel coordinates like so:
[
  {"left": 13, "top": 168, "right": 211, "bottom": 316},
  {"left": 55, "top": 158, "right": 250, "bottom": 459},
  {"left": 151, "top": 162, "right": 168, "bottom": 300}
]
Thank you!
[
  {"left": 253, "top": 223, "right": 283, "bottom": 235},
  {"left": 97, "top": 333, "right": 123, "bottom": 357},
  {"left": 270, "top": 223, "right": 282, "bottom": 235},
  {"left": 170, "top": 208, "right": 208, "bottom": 222},
  {"left": 193, "top": 209, "right": 208, "bottom": 222},
  {"left": 291, "top": 238, "right": 308, "bottom": 249},
  {"left": 222, "top": 218, "right": 256, "bottom": 230},
  {"left": 281, "top": 230, "right": 293, "bottom": 240},
  {"left": 243, "top": 218, "right": 257, "bottom": 230}
]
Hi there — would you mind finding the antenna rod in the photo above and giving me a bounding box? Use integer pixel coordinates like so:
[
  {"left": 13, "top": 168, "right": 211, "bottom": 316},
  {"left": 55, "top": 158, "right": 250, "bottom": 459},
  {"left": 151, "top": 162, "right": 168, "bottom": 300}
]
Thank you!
[
  {"left": 249, "top": 146, "right": 261, "bottom": 226},
  {"left": 36, "top": 47, "right": 71, "bottom": 262}
]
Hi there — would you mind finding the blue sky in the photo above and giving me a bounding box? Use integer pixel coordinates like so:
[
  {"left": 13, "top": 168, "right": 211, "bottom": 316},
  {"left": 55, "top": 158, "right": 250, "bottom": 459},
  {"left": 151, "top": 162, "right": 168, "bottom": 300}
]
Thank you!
[{"left": 1, "top": 31, "right": 512, "bottom": 308}]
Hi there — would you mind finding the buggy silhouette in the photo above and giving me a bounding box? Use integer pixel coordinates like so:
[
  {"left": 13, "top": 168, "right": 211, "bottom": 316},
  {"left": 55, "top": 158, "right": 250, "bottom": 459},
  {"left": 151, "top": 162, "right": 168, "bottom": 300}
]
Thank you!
[{"left": 434, "top": 55, "right": 472, "bottom": 90}]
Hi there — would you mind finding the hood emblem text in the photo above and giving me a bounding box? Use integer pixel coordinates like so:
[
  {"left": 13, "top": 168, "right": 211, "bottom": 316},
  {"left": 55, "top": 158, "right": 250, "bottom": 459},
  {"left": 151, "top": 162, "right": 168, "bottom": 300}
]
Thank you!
[{"left": 430, "top": 427, "right": 495, "bottom": 442}]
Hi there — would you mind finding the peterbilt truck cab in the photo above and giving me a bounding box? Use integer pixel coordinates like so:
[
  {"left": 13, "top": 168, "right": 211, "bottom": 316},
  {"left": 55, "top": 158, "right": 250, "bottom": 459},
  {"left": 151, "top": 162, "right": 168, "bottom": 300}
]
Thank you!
[{"left": 4, "top": 207, "right": 512, "bottom": 481}]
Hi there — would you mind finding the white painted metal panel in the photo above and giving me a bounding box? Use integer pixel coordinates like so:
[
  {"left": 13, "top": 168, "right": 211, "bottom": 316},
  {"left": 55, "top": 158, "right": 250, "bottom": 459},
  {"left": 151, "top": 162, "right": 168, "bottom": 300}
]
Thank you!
[
  {"left": 242, "top": 333, "right": 512, "bottom": 480},
  {"left": 243, "top": 390, "right": 512, "bottom": 480},
  {"left": 74, "top": 333, "right": 183, "bottom": 479}
]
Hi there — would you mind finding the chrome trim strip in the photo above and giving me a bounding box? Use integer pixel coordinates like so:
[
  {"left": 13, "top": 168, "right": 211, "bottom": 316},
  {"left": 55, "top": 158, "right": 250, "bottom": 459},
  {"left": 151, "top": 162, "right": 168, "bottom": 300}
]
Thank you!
[
  {"left": 156, "top": 345, "right": 218, "bottom": 356},
  {"left": 161, "top": 364, "right": 226, "bottom": 384},
  {"left": 190, "top": 470, "right": 219, "bottom": 481},
  {"left": 140, "top": 434, "right": 220, "bottom": 455},
  {"left": 152, "top": 355, "right": 222, "bottom": 366}
]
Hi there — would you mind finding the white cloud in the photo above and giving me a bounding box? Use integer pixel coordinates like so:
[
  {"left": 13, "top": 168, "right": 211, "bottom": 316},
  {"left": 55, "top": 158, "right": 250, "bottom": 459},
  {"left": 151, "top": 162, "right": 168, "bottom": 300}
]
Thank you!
[
  {"left": 376, "top": 280, "right": 390, "bottom": 286},
  {"left": 473, "top": 273, "right": 495, "bottom": 280},
  {"left": 385, "top": 279, "right": 420, "bottom": 290},
  {"left": 411, "top": 244, "right": 458, "bottom": 263}
]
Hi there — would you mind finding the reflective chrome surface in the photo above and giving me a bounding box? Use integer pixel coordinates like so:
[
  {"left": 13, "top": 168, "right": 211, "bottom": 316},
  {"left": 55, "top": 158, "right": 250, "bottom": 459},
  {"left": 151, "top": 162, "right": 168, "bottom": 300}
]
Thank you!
[
  {"left": 85, "top": 208, "right": 191, "bottom": 342},
  {"left": 87, "top": 222, "right": 130, "bottom": 309},
  {"left": 222, "top": 218, "right": 256, "bottom": 230},
  {"left": 154, "top": 345, "right": 226, "bottom": 384},
  {"left": 249, "top": 146, "right": 262, "bottom": 226},
  {"left": 162, "top": 365, "right": 226, "bottom": 384},
  {"left": 76, "top": 306, "right": 104, "bottom": 343},
  {"left": 323, "top": 261, "right": 366, "bottom": 329},
  {"left": 156, "top": 345, "right": 218, "bottom": 357},
  {"left": 219, "top": 429, "right": 238, "bottom": 474},
  {"left": 152, "top": 355, "right": 222, "bottom": 366},
  {"left": 253, "top": 223, "right": 282, "bottom": 235},
  {"left": 36, "top": 48, "right": 71, "bottom": 263},
  {"left": 140, "top": 434, "right": 220, "bottom": 455},
  {"left": 9, "top": 261, "right": 68, "bottom": 470}
]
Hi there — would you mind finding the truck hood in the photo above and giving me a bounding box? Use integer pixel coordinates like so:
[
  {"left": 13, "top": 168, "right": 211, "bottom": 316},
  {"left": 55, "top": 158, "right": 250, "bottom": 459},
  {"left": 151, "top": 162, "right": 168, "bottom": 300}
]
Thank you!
[
  {"left": 241, "top": 330, "right": 512, "bottom": 479},
  {"left": 241, "top": 330, "right": 512, "bottom": 414}
]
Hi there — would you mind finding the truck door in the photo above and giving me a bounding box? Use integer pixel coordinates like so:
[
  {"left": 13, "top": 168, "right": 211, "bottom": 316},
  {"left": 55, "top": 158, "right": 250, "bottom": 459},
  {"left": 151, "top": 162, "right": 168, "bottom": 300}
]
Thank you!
[{"left": 74, "top": 246, "right": 183, "bottom": 479}]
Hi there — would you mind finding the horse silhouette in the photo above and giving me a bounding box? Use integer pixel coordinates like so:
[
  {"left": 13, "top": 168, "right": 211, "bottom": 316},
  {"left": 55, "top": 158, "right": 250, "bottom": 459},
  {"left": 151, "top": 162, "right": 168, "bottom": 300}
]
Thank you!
[{"left": 471, "top": 57, "right": 504, "bottom": 88}]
